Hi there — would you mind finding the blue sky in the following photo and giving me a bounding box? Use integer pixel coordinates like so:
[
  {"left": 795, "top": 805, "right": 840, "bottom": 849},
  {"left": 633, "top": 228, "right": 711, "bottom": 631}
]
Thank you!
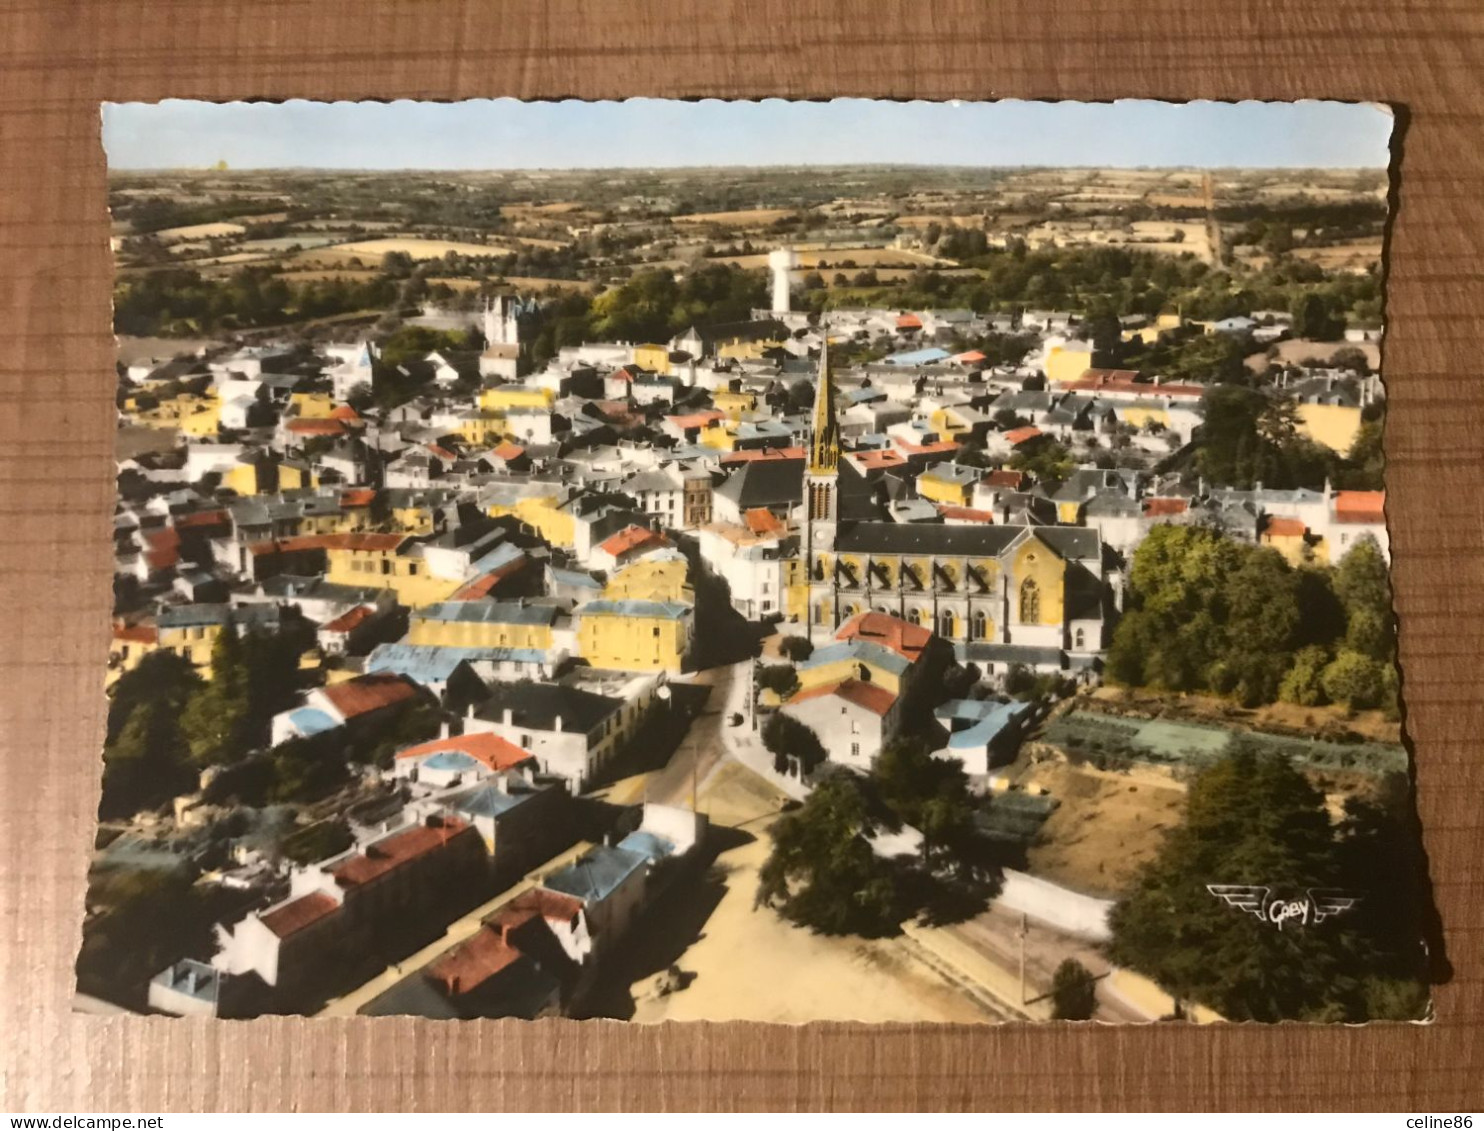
[{"left": 102, "top": 98, "right": 1393, "bottom": 171}]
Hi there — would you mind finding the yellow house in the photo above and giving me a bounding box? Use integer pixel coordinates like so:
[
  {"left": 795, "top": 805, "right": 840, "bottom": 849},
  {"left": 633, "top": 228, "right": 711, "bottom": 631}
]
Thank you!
[
  {"left": 406, "top": 600, "right": 560, "bottom": 651},
  {"left": 1296, "top": 403, "right": 1363, "bottom": 454},
  {"left": 153, "top": 604, "right": 290, "bottom": 677},
  {"left": 289, "top": 391, "right": 336, "bottom": 420},
  {"left": 632, "top": 344, "right": 673, "bottom": 376},
  {"left": 512, "top": 495, "right": 575, "bottom": 549},
  {"left": 1044, "top": 342, "right": 1094, "bottom": 385},
  {"left": 223, "top": 458, "right": 273, "bottom": 496},
  {"left": 1117, "top": 405, "right": 1172, "bottom": 434},
  {"left": 455, "top": 412, "right": 508, "bottom": 447},
  {"left": 278, "top": 460, "right": 317, "bottom": 492},
  {"left": 107, "top": 622, "right": 160, "bottom": 688},
  {"left": 698, "top": 420, "right": 738, "bottom": 451},
  {"left": 794, "top": 641, "right": 909, "bottom": 697},
  {"left": 576, "top": 599, "right": 692, "bottom": 673},
  {"left": 323, "top": 533, "right": 463, "bottom": 606},
  {"left": 604, "top": 556, "right": 693, "bottom": 604},
  {"left": 916, "top": 464, "right": 979, "bottom": 507},
  {"left": 713, "top": 389, "right": 758, "bottom": 421},
  {"left": 480, "top": 384, "right": 553, "bottom": 413},
  {"left": 717, "top": 336, "right": 786, "bottom": 361}
]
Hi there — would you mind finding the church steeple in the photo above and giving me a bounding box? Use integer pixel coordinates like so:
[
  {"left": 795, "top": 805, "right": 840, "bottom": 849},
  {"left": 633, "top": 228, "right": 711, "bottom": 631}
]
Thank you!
[{"left": 808, "top": 329, "right": 840, "bottom": 474}]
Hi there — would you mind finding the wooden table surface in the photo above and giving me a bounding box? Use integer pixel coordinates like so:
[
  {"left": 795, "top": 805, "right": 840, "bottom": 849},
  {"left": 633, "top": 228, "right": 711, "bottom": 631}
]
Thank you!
[{"left": 0, "top": 0, "right": 1480, "bottom": 1112}]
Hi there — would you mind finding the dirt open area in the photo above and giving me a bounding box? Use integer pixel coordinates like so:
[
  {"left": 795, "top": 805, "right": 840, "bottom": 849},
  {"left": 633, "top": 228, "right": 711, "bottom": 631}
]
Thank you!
[
  {"left": 1247, "top": 337, "right": 1382, "bottom": 372},
  {"left": 672, "top": 208, "right": 796, "bottom": 227},
  {"left": 1012, "top": 754, "right": 1187, "bottom": 899},
  {"left": 152, "top": 221, "right": 246, "bottom": 243},
  {"left": 610, "top": 761, "right": 995, "bottom": 1024},
  {"left": 1291, "top": 239, "right": 1384, "bottom": 272},
  {"left": 314, "top": 237, "right": 515, "bottom": 262}
]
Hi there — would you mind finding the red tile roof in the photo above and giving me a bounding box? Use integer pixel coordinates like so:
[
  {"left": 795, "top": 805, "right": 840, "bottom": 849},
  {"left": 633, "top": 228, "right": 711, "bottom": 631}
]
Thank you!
[
  {"left": 320, "top": 673, "right": 420, "bottom": 719},
  {"left": 744, "top": 508, "right": 786, "bottom": 537},
  {"left": 1263, "top": 516, "right": 1308, "bottom": 538},
  {"left": 666, "top": 410, "right": 725, "bottom": 430},
  {"left": 173, "top": 508, "right": 229, "bottom": 530},
  {"left": 896, "top": 313, "right": 923, "bottom": 330},
  {"left": 141, "top": 527, "right": 181, "bottom": 570},
  {"left": 491, "top": 441, "right": 525, "bottom": 461},
  {"left": 952, "top": 350, "right": 987, "bottom": 364},
  {"left": 112, "top": 621, "right": 158, "bottom": 645},
  {"left": 330, "top": 405, "right": 362, "bottom": 423},
  {"left": 937, "top": 504, "right": 995, "bottom": 524},
  {"left": 330, "top": 816, "right": 474, "bottom": 888},
  {"left": 721, "top": 446, "right": 805, "bottom": 464},
  {"left": 426, "top": 443, "right": 458, "bottom": 462},
  {"left": 835, "top": 610, "right": 933, "bottom": 663},
  {"left": 895, "top": 439, "right": 961, "bottom": 456},
  {"left": 1004, "top": 426, "right": 1043, "bottom": 446},
  {"left": 1062, "top": 371, "right": 1205, "bottom": 399},
  {"left": 503, "top": 887, "right": 583, "bottom": 923},
  {"left": 427, "top": 923, "right": 523, "bottom": 996},
  {"left": 260, "top": 891, "right": 340, "bottom": 939},
  {"left": 321, "top": 604, "right": 376, "bottom": 634},
  {"left": 450, "top": 556, "right": 528, "bottom": 600},
  {"left": 339, "top": 488, "right": 377, "bottom": 508},
  {"left": 1142, "top": 497, "right": 1190, "bottom": 518},
  {"left": 285, "top": 418, "right": 347, "bottom": 436},
  {"left": 395, "top": 732, "right": 534, "bottom": 773},
  {"left": 1333, "top": 490, "right": 1385, "bottom": 524},
  {"left": 982, "top": 469, "right": 1028, "bottom": 490},
  {"left": 598, "top": 524, "right": 668, "bottom": 558},
  {"left": 790, "top": 677, "right": 897, "bottom": 718},
  {"left": 851, "top": 448, "right": 907, "bottom": 469}
]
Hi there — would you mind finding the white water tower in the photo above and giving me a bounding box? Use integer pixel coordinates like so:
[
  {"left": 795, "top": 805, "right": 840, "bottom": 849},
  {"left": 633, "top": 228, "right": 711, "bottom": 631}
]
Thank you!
[{"left": 768, "top": 247, "right": 799, "bottom": 315}]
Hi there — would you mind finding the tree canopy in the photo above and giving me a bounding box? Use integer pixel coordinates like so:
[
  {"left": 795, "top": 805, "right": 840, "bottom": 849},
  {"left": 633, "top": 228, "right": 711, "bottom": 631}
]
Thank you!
[{"left": 1107, "top": 747, "right": 1429, "bottom": 1022}]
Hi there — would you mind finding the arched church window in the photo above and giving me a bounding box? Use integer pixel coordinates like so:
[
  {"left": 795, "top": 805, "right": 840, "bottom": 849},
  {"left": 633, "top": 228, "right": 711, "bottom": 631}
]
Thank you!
[
  {"left": 1020, "top": 577, "right": 1041, "bottom": 623},
  {"left": 1074, "top": 627, "right": 1086, "bottom": 650},
  {"left": 972, "top": 610, "right": 987, "bottom": 640},
  {"left": 907, "top": 607, "right": 922, "bottom": 627},
  {"left": 938, "top": 610, "right": 955, "bottom": 639}
]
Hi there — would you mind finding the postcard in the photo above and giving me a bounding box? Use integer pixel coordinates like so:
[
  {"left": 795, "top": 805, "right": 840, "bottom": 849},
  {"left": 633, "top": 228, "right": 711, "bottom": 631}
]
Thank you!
[{"left": 81, "top": 97, "right": 1432, "bottom": 1024}]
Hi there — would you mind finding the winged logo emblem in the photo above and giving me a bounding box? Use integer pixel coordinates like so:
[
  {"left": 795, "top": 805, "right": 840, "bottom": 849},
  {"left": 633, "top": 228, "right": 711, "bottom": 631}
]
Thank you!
[{"left": 1206, "top": 885, "right": 1362, "bottom": 930}]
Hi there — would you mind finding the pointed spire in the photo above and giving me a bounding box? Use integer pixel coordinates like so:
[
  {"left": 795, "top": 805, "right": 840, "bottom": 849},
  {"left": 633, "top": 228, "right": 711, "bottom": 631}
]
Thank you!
[{"left": 809, "top": 329, "right": 839, "bottom": 474}]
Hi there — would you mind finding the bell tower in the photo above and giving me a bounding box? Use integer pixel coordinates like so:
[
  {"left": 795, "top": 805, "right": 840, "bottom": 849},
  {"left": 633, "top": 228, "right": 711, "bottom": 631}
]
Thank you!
[{"left": 804, "top": 330, "right": 840, "bottom": 571}]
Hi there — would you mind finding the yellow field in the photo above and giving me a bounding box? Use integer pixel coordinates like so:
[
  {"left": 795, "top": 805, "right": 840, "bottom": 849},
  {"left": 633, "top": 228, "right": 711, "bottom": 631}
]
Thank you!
[
  {"left": 317, "top": 237, "right": 515, "bottom": 261},
  {"left": 672, "top": 208, "right": 796, "bottom": 227},
  {"left": 713, "top": 246, "right": 952, "bottom": 270},
  {"left": 152, "top": 221, "right": 246, "bottom": 242}
]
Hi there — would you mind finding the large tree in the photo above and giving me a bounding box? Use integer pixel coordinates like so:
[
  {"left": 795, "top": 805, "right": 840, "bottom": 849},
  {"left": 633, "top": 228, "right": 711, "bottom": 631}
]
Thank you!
[
  {"left": 756, "top": 776, "right": 901, "bottom": 936},
  {"left": 1107, "top": 746, "right": 1428, "bottom": 1022}
]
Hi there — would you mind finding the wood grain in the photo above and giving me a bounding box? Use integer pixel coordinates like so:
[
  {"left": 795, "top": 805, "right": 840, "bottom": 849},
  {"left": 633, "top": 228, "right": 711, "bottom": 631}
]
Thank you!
[{"left": 1, "top": 0, "right": 1481, "bottom": 1112}]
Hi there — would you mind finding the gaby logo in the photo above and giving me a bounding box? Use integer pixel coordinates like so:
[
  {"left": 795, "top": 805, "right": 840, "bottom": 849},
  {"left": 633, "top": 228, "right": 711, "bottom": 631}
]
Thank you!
[{"left": 1206, "top": 885, "right": 1363, "bottom": 930}]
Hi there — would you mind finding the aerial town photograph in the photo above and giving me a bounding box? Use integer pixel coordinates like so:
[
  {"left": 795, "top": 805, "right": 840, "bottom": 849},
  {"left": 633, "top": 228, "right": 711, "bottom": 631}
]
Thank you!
[{"left": 80, "top": 97, "right": 1432, "bottom": 1025}]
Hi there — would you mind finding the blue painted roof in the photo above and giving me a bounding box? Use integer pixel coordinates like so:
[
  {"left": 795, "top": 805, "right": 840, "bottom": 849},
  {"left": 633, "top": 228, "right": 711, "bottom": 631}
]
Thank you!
[
  {"left": 617, "top": 830, "right": 675, "bottom": 862},
  {"left": 548, "top": 566, "right": 604, "bottom": 589},
  {"left": 933, "top": 699, "right": 1032, "bottom": 749},
  {"left": 802, "top": 640, "right": 911, "bottom": 677},
  {"left": 543, "top": 845, "right": 649, "bottom": 904},
  {"left": 421, "top": 751, "right": 481, "bottom": 773},
  {"left": 578, "top": 598, "right": 690, "bottom": 619},
  {"left": 414, "top": 600, "right": 560, "bottom": 627},
  {"left": 884, "top": 347, "right": 951, "bottom": 366},
  {"left": 470, "top": 541, "right": 525, "bottom": 574},
  {"left": 288, "top": 707, "right": 339, "bottom": 737},
  {"left": 449, "top": 784, "right": 529, "bottom": 819},
  {"left": 367, "top": 643, "right": 544, "bottom": 682}
]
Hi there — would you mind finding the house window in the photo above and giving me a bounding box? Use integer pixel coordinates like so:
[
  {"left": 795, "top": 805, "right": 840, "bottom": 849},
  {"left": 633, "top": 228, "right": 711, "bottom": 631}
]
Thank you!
[
  {"left": 850, "top": 742, "right": 861, "bottom": 760},
  {"left": 1019, "top": 577, "right": 1041, "bottom": 623},
  {"left": 408, "top": 563, "right": 419, "bottom": 575},
  {"left": 972, "top": 609, "right": 987, "bottom": 640},
  {"left": 1074, "top": 627, "right": 1086, "bottom": 650}
]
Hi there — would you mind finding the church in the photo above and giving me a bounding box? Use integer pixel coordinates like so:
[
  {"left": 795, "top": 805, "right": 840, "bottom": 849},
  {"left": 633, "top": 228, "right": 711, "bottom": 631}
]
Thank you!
[{"left": 784, "top": 337, "right": 1113, "bottom": 672}]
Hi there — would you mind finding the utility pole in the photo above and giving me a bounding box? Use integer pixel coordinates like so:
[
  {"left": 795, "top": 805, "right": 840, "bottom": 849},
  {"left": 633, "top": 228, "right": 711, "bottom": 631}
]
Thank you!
[{"left": 1018, "top": 912, "right": 1028, "bottom": 1006}]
